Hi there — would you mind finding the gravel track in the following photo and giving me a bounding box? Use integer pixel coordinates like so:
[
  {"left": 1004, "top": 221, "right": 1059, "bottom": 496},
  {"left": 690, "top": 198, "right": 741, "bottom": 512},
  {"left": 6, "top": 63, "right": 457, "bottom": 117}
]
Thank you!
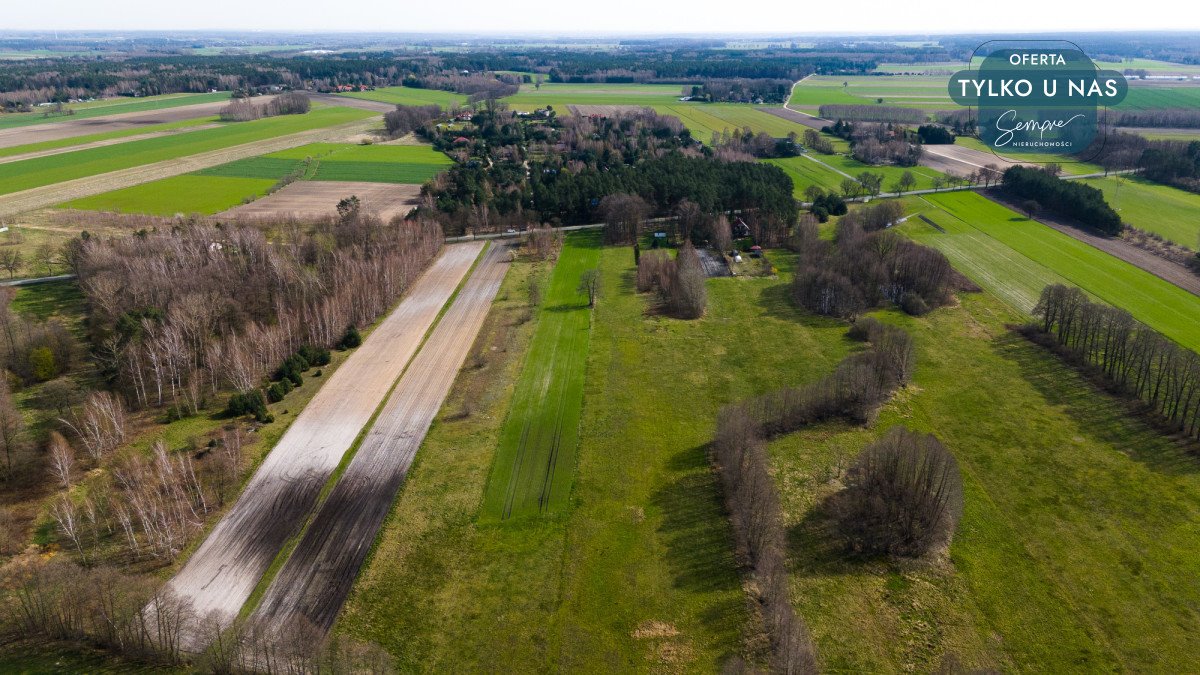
[
  {"left": 0, "top": 117, "right": 378, "bottom": 219},
  {"left": 164, "top": 242, "right": 484, "bottom": 648},
  {"left": 250, "top": 243, "right": 511, "bottom": 635}
]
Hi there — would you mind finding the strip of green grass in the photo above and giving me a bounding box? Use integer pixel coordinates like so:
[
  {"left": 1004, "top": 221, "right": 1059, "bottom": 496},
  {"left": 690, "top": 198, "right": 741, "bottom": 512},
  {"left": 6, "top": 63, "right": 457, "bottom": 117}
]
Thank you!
[
  {"left": 1081, "top": 175, "right": 1200, "bottom": 247},
  {"left": 910, "top": 191, "right": 1200, "bottom": 351},
  {"left": 0, "top": 107, "right": 374, "bottom": 195},
  {"left": 772, "top": 293, "right": 1200, "bottom": 672},
  {"left": 311, "top": 160, "right": 447, "bottom": 183},
  {"left": 0, "top": 92, "right": 230, "bottom": 131},
  {"left": 194, "top": 156, "right": 306, "bottom": 179},
  {"left": 765, "top": 155, "right": 849, "bottom": 196},
  {"left": 60, "top": 175, "right": 277, "bottom": 215},
  {"left": 481, "top": 232, "right": 600, "bottom": 520}
]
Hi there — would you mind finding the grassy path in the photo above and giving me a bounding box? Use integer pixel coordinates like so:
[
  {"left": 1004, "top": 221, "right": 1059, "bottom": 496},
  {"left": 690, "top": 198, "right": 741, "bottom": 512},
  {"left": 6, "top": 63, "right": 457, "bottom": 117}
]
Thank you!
[{"left": 482, "top": 231, "right": 600, "bottom": 520}]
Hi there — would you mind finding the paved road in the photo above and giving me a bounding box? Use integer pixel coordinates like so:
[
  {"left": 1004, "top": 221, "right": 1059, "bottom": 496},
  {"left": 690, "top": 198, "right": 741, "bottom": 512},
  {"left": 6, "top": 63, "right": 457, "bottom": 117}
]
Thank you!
[
  {"left": 250, "top": 242, "right": 511, "bottom": 635},
  {"left": 164, "top": 242, "right": 484, "bottom": 648}
]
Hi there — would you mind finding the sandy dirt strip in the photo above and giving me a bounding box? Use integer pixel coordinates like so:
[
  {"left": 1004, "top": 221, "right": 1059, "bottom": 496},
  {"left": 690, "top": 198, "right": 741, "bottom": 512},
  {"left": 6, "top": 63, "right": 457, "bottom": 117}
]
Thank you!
[
  {"left": 919, "top": 144, "right": 1040, "bottom": 176},
  {"left": 165, "top": 242, "right": 484, "bottom": 647},
  {"left": 0, "top": 117, "right": 378, "bottom": 219},
  {"left": 986, "top": 192, "right": 1200, "bottom": 298},
  {"left": 250, "top": 242, "right": 511, "bottom": 635},
  {"left": 220, "top": 181, "right": 420, "bottom": 222},
  {"left": 761, "top": 105, "right": 830, "bottom": 131},
  {"left": 0, "top": 98, "right": 254, "bottom": 149}
]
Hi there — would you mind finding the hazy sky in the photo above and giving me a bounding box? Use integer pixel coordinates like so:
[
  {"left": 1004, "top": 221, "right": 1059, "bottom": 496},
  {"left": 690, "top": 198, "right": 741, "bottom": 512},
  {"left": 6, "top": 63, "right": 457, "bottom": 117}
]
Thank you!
[{"left": 5, "top": 0, "right": 1197, "bottom": 34}]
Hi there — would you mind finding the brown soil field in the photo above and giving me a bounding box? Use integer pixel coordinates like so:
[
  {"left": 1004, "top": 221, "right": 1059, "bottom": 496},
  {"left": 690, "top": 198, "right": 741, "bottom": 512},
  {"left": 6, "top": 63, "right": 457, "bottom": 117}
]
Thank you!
[
  {"left": 0, "top": 99, "right": 259, "bottom": 149},
  {"left": 0, "top": 117, "right": 377, "bottom": 219},
  {"left": 762, "top": 105, "right": 830, "bottom": 130},
  {"left": 220, "top": 181, "right": 420, "bottom": 222},
  {"left": 568, "top": 104, "right": 652, "bottom": 116},
  {"left": 0, "top": 124, "right": 222, "bottom": 165},
  {"left": 251, "top": 242, "right": 511, "bottom": 635},
  {"left": 163, "top": 242, "right": 485, "bottom": 648},
  {"left": 918, "top": 143, "right": 1039, "bottom": 176}
]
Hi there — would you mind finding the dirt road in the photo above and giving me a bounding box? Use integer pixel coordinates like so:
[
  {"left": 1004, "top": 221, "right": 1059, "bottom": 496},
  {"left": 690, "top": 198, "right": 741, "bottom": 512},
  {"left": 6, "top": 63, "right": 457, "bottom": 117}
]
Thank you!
[
  {"left": 164, "top": 242, "right": 484, "bottom": 647},
  {"left": 250, "top": 242, "right": 511, "bottom": 635},
  {"left": 0, "top": 98, "right": 249, "bottom": 149},
  {"left": 985, "top": 192, "right": 1200, "bottom": 298},
  {"left": 0, "top": 117, "right": 377, "bottom": 219}
]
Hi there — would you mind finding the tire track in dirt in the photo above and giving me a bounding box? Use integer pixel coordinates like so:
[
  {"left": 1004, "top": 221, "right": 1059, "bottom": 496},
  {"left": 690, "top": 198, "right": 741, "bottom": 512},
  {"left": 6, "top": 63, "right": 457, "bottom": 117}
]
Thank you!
[
  {"left": 165, "top": 242, "right": 484, "bottom": 648},
  {"left": 0, "top": 117, "right": 378, "bottom": 219},
  {"left": 250, "top": 243, "right": 511, "bottom": 635}
]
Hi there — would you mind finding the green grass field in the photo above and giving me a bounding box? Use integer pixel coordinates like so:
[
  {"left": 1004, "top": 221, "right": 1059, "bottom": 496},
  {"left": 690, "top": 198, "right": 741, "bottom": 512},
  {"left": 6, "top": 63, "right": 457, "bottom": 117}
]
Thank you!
[
  {"left": 765, "top": 155, "right": 850, "bottom": 196},
  {"left": 788, "top": 75, "right": 953, "bottom": 111},
  {"left": 651, "top": 103, "right": 810, "bottom": 142},
  {"left": 1081, "top": 175, "right": 1200, "bottom": 247},
  {"left": 338, "top": 244, "right": 855, "bottom": 670},
  {"left": 0, "top": 107, "right": 374, "bottom": 196},
  {"left": 339, "top": 86, "right": 468, "bottom": 108},
  {"left": 0, "top": 92, "right": 230, "bottom": 131},
  {"left": 60, "top": 175, "right": 277, "bottom": 215},
  {"left": 1117, "top": 86, "right": 1200, "bottom": 110},
  {"left": 481, "top": 232, "right": 600, "bottom": 520},
  {"left": 56, "top": 141, "right": 450, "bottom": 215},
  {"left": 772, "top": 292, "right": 1200, "bottom": 672},
  {"left": 900, "top": 191, "right": 1200, "bottom": 351}
]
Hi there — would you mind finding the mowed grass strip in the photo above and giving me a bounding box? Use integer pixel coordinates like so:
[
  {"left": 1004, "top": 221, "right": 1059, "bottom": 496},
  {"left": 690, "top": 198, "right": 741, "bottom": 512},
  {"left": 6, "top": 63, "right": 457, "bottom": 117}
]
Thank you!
[
  {"left": 915, "top": 191, "right": 1200, "bottom": 350},
  {"left": 60, "top": 175, "right": 277, "bottom": 215},
  {"left": 766, "top": 155, "right": 848, "bottom": 196},
  {"left": 1081, "top": 175, "right": 1200, "bottom": 247},
  {"left": 0, "top": 92, "right": 230, "bottom": 131},
  {"left": 310, "top": 144, "right": 452, "bottom": 183},
  {"left": 0, "top": 106, "right": 374, "bottom": 196},
  {"left": 339, "top": 86, "right": 468, "bottom": 108},
  {"left": 481, "top": 231, "right": 601, "bottom": 520},
  {"left": 194, "top": 156, "right": 306, "bottom": 179}
]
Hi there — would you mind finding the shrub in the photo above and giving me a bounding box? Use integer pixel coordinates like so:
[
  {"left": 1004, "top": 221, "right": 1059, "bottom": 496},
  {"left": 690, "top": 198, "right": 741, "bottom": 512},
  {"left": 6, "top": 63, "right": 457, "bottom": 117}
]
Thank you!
[
  {"left": 338, "top": 325, "right": 363, "bottom": 350},
  {"left": 831, "top": 427, "right": 963, "bottom": 557},
  {"left": 899, "top": 292, "right": 930, "bottom": 316},
  {"left": 226, "top": 390, "right": 272, "bottom": 423}
]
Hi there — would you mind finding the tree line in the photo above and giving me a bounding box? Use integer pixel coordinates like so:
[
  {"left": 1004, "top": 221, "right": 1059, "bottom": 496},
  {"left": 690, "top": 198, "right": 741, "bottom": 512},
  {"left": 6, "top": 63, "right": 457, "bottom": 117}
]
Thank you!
[
  {"left": 1001, "top": 166, "right": 1123, "bottom": 235},
  {"left": 818, "top": 105, "right": 926, "bottom": 125},
  {"left": 217, "top": 92, "right": 310, "bottom": 122},
  {"left": 1029, "top": 284, "right": 1200, "bottom": 440},
  {"left": 714, "top": 318, "right": 959, "bottom": 670}
]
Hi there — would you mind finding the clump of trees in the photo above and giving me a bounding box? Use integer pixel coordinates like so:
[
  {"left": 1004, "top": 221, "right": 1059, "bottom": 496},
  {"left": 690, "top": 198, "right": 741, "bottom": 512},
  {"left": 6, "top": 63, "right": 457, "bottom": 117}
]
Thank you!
[
  {"left": 383, "top": 103, "right": 443, "bottom": 137},
  {"left": 218, "top": 92, "right": 310, "bottom": 121},
  {"left": 916, "top": 124, "right": 955, "bottom": 144},
  {"left": 635, "top": 242, "right": 707, "bottom": 319},
  {"left": 713, "top": 321, "right": 917, "bottom": 672},
  {"left": 74, "top": 212, "right": 443, "bottom": 416},
  {"left": 524, "top": 227, "right": 563, "bottom": 261},
  {"left": 824, "top": 120, "right": 923, "bottom": 167},
  {"left": 1028, "top": 284, "right": 1200, "bottom": 440},
  {"left": 791, "top": 222, "right": 959, "bottom": 319},
  {"left": 1002, "top": 166, "right": 1123, "bottom": 235},
  {"left": 829, "top": 427, "right": 963, "bottom": 557},
  {"left": 686, "top": 78, "right": 793, "bottom": 104},
  {"left": 0, "top": 288, "right": 78, "bottom": 386},
  {"left": 0, "top": 553, "right": 394, "bottom": 671}
]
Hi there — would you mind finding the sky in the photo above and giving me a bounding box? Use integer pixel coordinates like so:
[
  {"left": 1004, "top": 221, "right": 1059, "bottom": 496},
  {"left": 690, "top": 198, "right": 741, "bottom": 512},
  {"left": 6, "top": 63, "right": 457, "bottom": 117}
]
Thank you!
[{"left": 4, "top": 0, "right": 1198, "bottom": 34}]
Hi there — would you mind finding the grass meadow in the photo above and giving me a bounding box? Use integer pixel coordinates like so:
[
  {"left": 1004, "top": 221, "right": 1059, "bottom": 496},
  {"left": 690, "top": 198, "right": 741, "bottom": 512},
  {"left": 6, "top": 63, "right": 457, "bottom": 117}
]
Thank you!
[
  {"left": 339, "top": 86, "right": 468, "bottom": 108},
  {"left": 0, "top": 107, "right": 374, "bottom": 196},
  {"left": 901, "top": 191, "right": 1200, "bottom": 351},
  {"left": 0, "top": 116, "right": 219, "bottom": 159},
  {"left": 481, "top": 232, "right": 600, "bottom": 520},
  {"left": 61, "top": 175, "right": 278, "bottom": 216},
  {"left": 1081, "top": 175, "right": 1200, "bottom": 247}
]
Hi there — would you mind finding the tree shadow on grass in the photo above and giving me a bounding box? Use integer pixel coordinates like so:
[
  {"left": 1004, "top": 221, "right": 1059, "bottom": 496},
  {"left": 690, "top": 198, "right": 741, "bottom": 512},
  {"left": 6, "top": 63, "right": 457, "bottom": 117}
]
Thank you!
[
  {"left": 992, "top": 329, "right": 1200, "bottom": 476},
  {"left": 650, "top": 443, "right": 746, "bottom": 640}
]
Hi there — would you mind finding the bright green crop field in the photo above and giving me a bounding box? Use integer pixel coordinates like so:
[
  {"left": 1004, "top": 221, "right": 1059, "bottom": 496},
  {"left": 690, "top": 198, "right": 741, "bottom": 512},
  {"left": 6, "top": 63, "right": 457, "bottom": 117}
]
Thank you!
[
  {"left": 765, "top": 155, "right": 849, "bottom": 196},
  {"left": 651, "top": 103, "right": 809, "bottom": 142},
  {"left": 481, "top": 231, "right": 600, "bottom": 520},
  {"left": 788, "top": 75, "right": 953, "bottom": 111},
  {"left": 339, "top": 86, "right": 468, "bottom": 108},
  {"left": 503, "top": 82, "right": 683, "bottom": 111},
  {"left": 1082, "top": 175, "right": 1200, "bottom": 247},
  {"left": 61, "top": 175, "right": 277, "bottom": 215},
  {"left": 0, "top": 107, "right": 373, "bottom": 195},
  {"left": 0, "top": 92, "right": 230, "bottom": 131},
  {"left": 901, "top": 191, "right": 1200, "bottom": 351}
]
